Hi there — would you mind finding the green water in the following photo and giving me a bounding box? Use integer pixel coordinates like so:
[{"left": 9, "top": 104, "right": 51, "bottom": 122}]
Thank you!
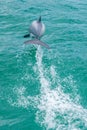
[{"left": 0, "top": 0, "right": 87, "bottom": 130}]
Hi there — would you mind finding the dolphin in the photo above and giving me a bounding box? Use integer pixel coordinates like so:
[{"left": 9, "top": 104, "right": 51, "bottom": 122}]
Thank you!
[{"left": 24, "top": 16, "right": 50, "bottom": 49}]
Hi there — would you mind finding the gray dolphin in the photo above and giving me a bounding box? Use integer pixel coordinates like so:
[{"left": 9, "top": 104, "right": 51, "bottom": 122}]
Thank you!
[{"left": 24, "top": 16, "right": 50, "bottom": 49}]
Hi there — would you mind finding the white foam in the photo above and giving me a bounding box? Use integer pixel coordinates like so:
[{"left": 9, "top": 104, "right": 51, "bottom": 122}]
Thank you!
[
  {"left": 35, "top": 46, "right": 87, "bottom": 130},
  {"left": 36, "top": 46, "right": 50, "bottom": 89},
  {"left": 36, "top": 85, "right": 87, "bottom": 129},
  {"left": 50, "top": 65, "right": 56, "bottom": 78},
  {"left": 8, "top": 86, "right": 37, "bottom": 109},
  {"left": 8, "top": 46, "right": 87, "bottom": 130}
]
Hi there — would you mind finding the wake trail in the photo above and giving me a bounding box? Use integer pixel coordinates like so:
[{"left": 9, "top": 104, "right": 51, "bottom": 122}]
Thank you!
[
  {"left": 36, "top": 46, "right": 50, "bottom": 90},
  {"left": 8, "top": 46, "right": 87, "bottom": 130},
  {"left": 35, "top": 46, "right": 87, "bottom": 130}
]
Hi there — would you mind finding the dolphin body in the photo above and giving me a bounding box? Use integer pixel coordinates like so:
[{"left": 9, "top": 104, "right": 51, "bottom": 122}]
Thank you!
[{"left": 24, "top": 16, "right": 50, "bottom": 49}]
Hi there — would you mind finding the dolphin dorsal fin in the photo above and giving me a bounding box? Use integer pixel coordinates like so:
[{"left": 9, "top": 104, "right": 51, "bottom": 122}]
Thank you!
[{"left": 38, "top": 16, "right": 41, "bottom": 22}]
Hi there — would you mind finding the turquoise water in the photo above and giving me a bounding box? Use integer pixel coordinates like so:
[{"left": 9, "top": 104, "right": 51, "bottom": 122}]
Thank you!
[{"left": 0, "top": 0, "right": 87, "bottom": 130}]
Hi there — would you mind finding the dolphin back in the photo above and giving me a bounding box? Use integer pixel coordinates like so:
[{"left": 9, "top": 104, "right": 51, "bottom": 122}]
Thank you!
[{"left": 29, "top": 21, "right": 45, "bottom": 38}]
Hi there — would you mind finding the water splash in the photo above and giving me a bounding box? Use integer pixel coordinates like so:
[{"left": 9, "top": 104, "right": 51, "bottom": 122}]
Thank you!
[
  {"left": 35, "top": 46, "right": 87, "bottom": 130},
  {"left": 9, "top": 46, "right": 87, "bottom": 130}
]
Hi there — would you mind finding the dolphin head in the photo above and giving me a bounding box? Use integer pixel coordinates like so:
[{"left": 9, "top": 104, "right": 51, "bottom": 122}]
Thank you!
[{"left": 38, "top": 16, "right": 41, "bottom": 22}]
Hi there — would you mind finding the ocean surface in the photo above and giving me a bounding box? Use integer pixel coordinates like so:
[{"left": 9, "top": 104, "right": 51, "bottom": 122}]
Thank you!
[{"left": 0, "top": 0, "right": 87, "bottom": 130}]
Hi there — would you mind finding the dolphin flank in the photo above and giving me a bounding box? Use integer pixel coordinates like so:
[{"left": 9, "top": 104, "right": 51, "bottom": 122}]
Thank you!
[{"left": 24, "top": 16, "right": 50, "bottom": 49}]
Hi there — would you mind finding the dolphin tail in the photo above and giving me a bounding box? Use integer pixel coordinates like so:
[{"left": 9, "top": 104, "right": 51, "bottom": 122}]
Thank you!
[{"left": 24, "top": 39, "right": 50, "bottom": 49}]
